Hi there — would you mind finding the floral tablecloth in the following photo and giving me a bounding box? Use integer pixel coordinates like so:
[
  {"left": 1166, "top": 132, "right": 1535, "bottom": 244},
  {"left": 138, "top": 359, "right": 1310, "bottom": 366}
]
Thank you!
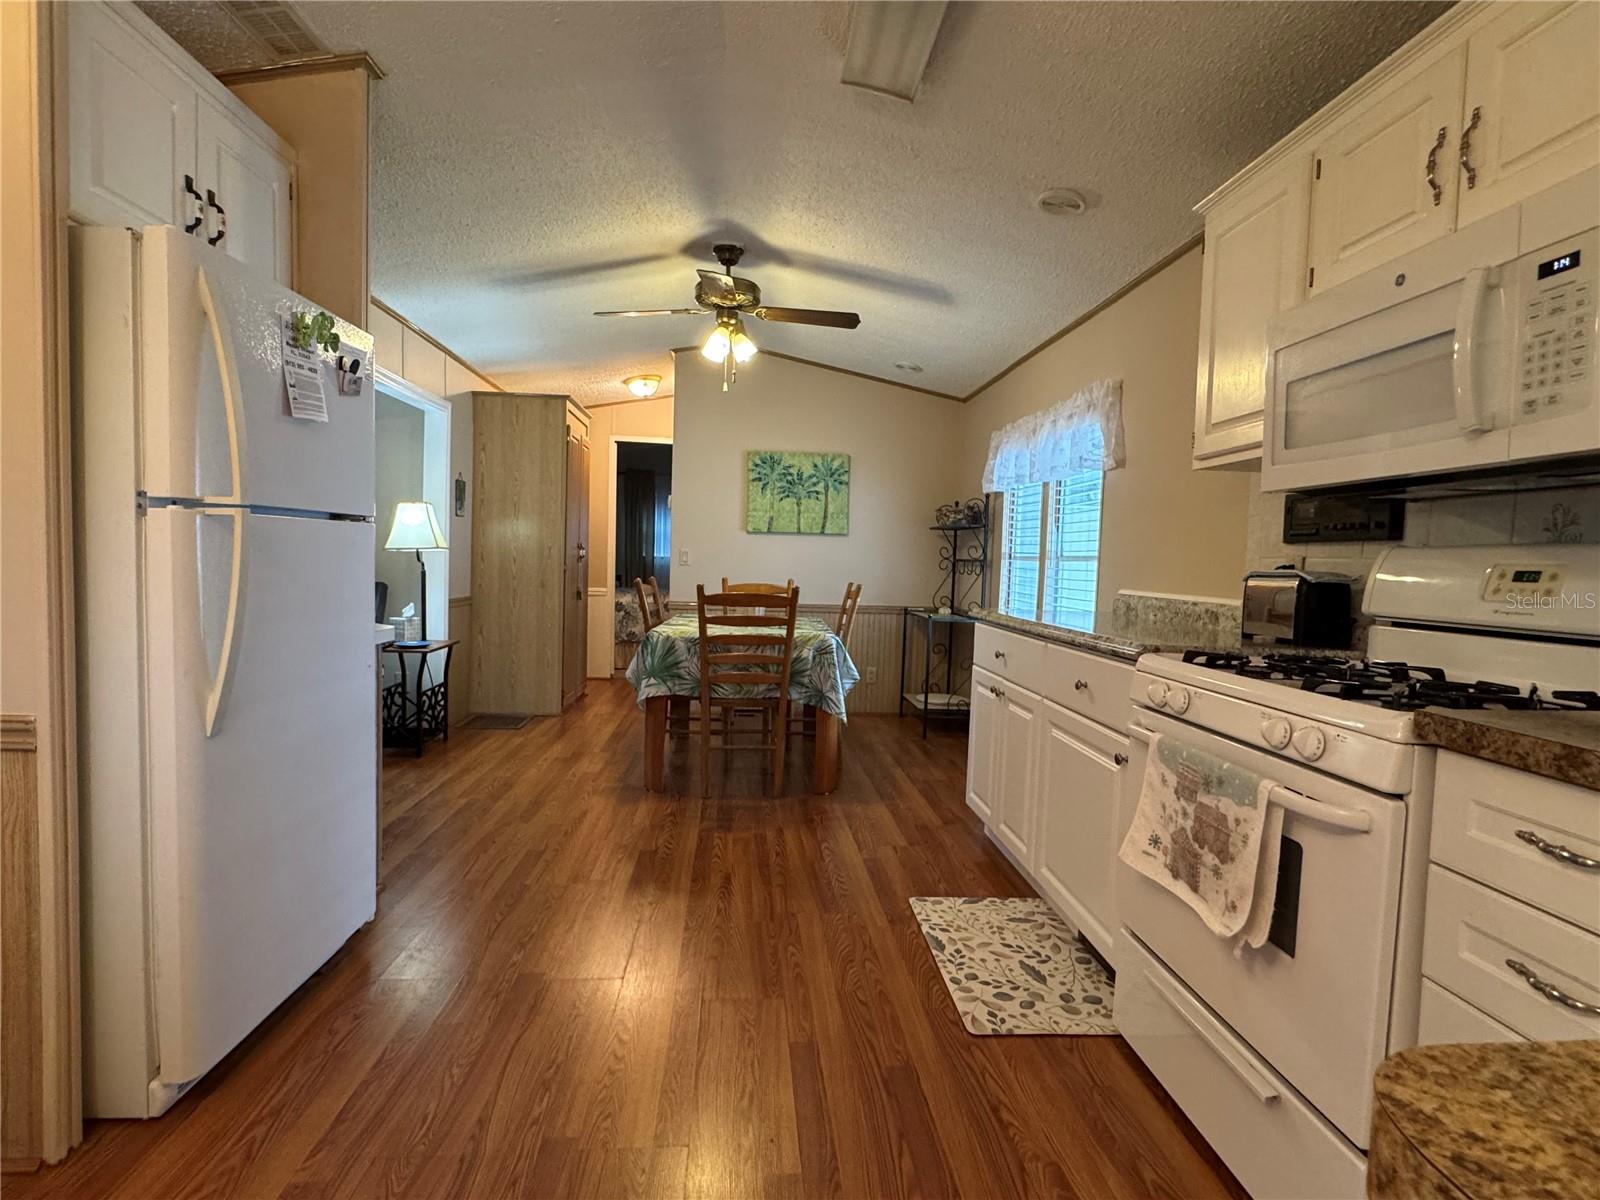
[{"left": 625, "top": 614, "right": 860, "bottom": 718}]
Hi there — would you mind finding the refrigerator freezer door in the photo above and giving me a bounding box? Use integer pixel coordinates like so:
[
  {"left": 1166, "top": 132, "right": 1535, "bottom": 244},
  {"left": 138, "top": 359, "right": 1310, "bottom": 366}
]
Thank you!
[
  {"left": 138, "top": 225, "right": 374, "bottom": 516},
  {"left": 142, "top": 507, "right": 377, "bottom": 1094}
]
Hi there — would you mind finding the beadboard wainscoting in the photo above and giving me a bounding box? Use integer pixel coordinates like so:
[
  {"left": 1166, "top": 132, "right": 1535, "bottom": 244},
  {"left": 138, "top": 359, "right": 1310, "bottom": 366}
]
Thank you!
[
  {"left": 446, "top": 596, "right": 472, "bottom": 726},
  {"left": 612, "top": 603, "right": 963, "bottom": 716}
]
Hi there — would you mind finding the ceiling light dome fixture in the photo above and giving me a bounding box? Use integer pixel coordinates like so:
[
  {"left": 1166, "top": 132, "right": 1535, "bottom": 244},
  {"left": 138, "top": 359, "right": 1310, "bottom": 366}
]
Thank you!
[
  {"left": 1037, "top": 187, "right": 1089, "bottom": 216},
  {"left": 702, "top": 312, "right": 758, "bottom": 391},
  {"left": 623, "top": 374, "right": 661, "bottom": 398}
]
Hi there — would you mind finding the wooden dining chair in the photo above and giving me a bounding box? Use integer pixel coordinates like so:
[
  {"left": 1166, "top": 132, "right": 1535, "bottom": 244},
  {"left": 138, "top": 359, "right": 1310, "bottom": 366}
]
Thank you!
[
  {"left": 633, "top": 575, "right": 667, "bottom": 631},
  {"left": 834, "top": 581, "right": 863, "bottom": 650},
  {"left": 720, "top": 577, "right": 795, "bottom": 594},
  {"left": 696, "top": 584, "right": 799, "bottom": 798}
]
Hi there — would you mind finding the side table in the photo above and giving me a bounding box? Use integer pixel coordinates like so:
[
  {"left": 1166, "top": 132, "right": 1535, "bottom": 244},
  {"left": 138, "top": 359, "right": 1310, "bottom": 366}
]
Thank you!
[{"left": 381, "top": 639, "right": 459, "bottom": 757}]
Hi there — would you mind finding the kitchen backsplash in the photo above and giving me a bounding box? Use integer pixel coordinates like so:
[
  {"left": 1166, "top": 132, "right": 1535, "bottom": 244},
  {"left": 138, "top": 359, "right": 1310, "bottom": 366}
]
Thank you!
[{"left": 1246, "top": 480, "right": 1600, "bottom": 584}]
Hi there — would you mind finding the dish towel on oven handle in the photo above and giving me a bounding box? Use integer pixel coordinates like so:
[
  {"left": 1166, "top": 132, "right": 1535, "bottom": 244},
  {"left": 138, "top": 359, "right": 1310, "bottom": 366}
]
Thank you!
[{"left": 1117, "top": 731, "right": 1284, "bottom": 952}]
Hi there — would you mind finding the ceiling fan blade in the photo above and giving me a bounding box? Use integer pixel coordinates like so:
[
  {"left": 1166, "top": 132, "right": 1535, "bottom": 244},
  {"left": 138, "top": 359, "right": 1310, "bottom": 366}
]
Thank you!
[
  {"left": 751, "top": 306, "right": 861, "bottom": 329},
  {"left": 592, "top": 307, "right": 708, "bottom": 317}
]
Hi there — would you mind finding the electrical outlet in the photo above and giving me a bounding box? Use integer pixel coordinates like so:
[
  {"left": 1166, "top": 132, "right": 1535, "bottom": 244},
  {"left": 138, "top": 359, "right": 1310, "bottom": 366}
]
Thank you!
[
  {"left": 864, "top": 666, "right": 879, "bottom": 684},
  {"left": 678, "top": 547, "right": 689, "bottom": 565}
]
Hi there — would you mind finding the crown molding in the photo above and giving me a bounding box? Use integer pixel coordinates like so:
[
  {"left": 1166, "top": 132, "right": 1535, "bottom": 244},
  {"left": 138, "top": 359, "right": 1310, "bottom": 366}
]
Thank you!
[{"left": 216, "top": 51, "right": 385, "bottom": 85}]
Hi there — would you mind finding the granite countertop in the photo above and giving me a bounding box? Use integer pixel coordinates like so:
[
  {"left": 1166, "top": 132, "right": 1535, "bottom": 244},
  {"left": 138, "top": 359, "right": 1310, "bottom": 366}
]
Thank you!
[
  {"left": 1368, "top": 1040, "right": 1600, "bottom": 1200},
  {"left": 973, "top": 591, "right": 1251, "bottom": 664},
  {"left": 1413, "top": 708, "right": 1600, "bottom": 791}
]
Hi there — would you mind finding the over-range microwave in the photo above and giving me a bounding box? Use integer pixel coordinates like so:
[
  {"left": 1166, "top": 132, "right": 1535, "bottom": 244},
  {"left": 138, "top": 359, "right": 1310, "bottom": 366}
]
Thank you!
[{"left": 1262, "top": 169, "right": 1599, "bottom": 493}]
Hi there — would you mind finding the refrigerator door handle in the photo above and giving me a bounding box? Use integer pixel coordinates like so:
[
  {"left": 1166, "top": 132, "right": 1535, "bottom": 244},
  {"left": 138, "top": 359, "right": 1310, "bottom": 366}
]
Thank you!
[
  {"left": 201, "top": 508, "right": 247, "bottom": 737},
  {"left": 196, "top": 267, "right": 244, "bottom": 504}
]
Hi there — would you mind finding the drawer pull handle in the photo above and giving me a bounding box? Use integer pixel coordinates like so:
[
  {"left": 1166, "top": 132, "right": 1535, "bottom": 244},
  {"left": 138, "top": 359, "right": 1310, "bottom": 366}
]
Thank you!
[
  {"left": 1425, "top": 125, "right": 1446, "bottom": 206},
  {"left": 1143, "top": 969, "right": 1280, "bottom": 1104},
  {"left": 1515, "top": 829, "right": 1600, "bottom": 871},
  {"left": 1113, "top": 753, "right": 1129, "bottom": 767},
  {"left": 989, "top": 685, "right": 1005, "bottom": 700},
  {"left": 994, "top": 650, "right": 1006, "bottom": 660},
  {"left": 1505, "top": 959, "right": 1600, "bottom": 1017},
  {"left": 1074, "top": 679, "right": 1088, "bottom": 690}
]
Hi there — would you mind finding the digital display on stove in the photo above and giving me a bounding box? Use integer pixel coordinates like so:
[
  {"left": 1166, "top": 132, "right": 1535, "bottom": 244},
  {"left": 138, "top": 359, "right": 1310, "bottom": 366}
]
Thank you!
[
  {"left": 1537, "top": 249, "right": 1580, "bottom": 279},
  {"left": 1512, "top": 569, "right": 1543, "bottom": 583}
]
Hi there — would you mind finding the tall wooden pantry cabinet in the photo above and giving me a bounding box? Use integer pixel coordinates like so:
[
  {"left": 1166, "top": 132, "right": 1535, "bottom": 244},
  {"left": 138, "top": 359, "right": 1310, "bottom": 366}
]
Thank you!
[{"left": 470, "top": 393, "right": 591, "bottom": 715}]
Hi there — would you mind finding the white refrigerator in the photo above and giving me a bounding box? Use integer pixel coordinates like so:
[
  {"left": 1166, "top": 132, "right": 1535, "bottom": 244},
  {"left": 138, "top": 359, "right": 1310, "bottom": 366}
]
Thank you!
[{"left": 73, "top": 225, "right": 378, "bottom": 1117}]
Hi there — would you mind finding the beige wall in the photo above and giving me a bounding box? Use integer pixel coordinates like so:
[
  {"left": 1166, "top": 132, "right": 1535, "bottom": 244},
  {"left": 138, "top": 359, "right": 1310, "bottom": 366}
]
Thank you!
[
  {"left": 585, "top": 395, "right": 674, "bottom": 677},
  {"left": 960, "top": 247, "right": 1254, "bottom": 612},
  {"left": 672, "top": 352, "right": 963, "bottom": 609},
  {"left": 227, "top": 63, "right": 371, "bottom": 328}
]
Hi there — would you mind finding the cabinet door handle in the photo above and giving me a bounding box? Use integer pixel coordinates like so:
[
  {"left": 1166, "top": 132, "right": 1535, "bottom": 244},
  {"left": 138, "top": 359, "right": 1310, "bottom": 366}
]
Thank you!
[
  {"left": 1425, "top": 125, "right": 1447, "bottom": 206},
  {"left": 1505, "top": 959, "right": 1600, "bottom": 1016},
  {"left": 993, "top": 649, "right": 1005, "bottom": 660},
  {"left": 1113, "top": 753, "right": 1129, "bottom": 767},
  {"left": 1074, "top": 679, "right": 1088, "bottom": 691},
  {"left": 205, "top": 188, "right": 227, "bottom": 247},
  {"left": 1459, "top": 106, "right": 1481, "bottom": 190},
  {"left": 1515, "top": 829, "right": 1600, "bottom": 871},
  {"left": 182, "top": 175, "right": 205, "bottom": 234},
  {"left": 989, "top": 685, "right": 1005, "bottom": 699}
]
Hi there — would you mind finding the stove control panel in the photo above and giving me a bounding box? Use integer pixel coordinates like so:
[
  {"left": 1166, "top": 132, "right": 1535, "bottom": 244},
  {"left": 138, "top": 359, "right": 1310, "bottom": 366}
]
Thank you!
[
  {"left": 1260, "top": 716, "right": 1292, "bottom": 749},
  {"left": 1481, "top": 561, "right": 1567, "bottom": 606},
  {"left": 1291, "top": 725, "right": 1327, "bottom": 761}
]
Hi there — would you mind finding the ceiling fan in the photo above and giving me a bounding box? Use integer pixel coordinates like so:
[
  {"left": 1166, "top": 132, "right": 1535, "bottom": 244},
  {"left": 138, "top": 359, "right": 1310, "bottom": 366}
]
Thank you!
[{"left": 594, "top": 243, "right": 861, "bottom": 390}]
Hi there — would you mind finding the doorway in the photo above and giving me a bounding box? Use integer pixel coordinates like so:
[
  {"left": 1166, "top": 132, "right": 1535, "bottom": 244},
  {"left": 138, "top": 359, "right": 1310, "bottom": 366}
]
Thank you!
[
  {"left": 373, "top": 369, "right": 452, "bottom": 643},
  {"left": 615, "top": 440, "right": 672, "bottom": 593}
]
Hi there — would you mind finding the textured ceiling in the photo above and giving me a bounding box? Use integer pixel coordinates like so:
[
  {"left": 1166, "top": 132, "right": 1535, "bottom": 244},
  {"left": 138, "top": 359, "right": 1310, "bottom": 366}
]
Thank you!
[{"left": 150, "top": 1, "right": 1450, "bottom": 406}]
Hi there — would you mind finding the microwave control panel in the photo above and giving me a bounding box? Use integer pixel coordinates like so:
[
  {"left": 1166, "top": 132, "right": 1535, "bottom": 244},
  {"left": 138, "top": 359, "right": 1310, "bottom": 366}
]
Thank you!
[{"left": 1516, "top": 227, "right": 1597, "bottom": 425}]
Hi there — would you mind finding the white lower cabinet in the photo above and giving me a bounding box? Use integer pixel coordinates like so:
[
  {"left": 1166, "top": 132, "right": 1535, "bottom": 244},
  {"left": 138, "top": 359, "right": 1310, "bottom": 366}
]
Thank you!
[
  {"left": 965, "top": 630, "right": 1131, "bottom": 960},
  {"left": 1034, "top": 700, "right": 1126, "bottom": 957}
]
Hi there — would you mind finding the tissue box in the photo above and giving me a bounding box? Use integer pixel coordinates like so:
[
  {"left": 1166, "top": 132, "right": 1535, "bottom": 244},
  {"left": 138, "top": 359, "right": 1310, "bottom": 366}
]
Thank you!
[{"left": 396, "top": 616, "right": 422, "bottom": 642}]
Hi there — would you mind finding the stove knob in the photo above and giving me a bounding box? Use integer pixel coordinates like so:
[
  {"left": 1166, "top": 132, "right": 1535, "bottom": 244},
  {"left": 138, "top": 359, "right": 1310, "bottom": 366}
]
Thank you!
[
  {"left": 1146, "top": 681, "right": 1169, "bottom": 708},
  {"left": 1292, "top": 725, "right": 1327, "bottom": 762},
  {"left": 1261, "top": 716, "right": 1292, "bottom": 750},
  {"left": 1167, "top": 686, "right": 1192, "bottom": 714}
]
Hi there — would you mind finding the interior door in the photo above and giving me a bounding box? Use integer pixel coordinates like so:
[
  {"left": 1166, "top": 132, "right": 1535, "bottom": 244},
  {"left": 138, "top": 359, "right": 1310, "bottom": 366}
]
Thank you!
[
  {"left": 561, "top": 423, "right": 590, "bottom": 707},
  {"left": 68, "top": 0, "right": 197, "bottom": 229},
  {"left": 1309, "top": 47, "right": 1467, "bottom": 292},
  {"left": 141, "top": 508, "right": 376, "bottom": 1091},
  {"left": 196, "top": 97, "right": 294, "bottom": 285},
  {"left": 140, "top": 227, "right": 374, "bottom": 516},
  {"left": 1034, "top": 700, "right": 1125, "bottom": 957},
  {"left": 1457, "top": 2, "right": 1600, "bottom": 227}
]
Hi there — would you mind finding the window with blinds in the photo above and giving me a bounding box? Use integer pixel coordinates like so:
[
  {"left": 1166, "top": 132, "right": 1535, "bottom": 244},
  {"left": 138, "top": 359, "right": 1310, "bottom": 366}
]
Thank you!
[
  {"left": 1043, "top": 469, "right": 1102, "bottom": 631},
  {"left": 999, "top": 483, "right": 1044, "bottom": 619}
]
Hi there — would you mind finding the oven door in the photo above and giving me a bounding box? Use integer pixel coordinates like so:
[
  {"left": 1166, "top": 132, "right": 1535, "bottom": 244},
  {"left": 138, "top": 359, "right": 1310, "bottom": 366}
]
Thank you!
[
  {"left": 1117, "top": 708, "right": 1407, "bottom": 1148},
  {"left": 1261, "top": 209, "right": 1518, "bottom": 492}
]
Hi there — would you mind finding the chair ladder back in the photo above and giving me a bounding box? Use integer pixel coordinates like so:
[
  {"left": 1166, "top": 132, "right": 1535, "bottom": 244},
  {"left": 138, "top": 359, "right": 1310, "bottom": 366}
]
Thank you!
[{"left": 835, "top": 581, "right": 863, "bottom": 648}]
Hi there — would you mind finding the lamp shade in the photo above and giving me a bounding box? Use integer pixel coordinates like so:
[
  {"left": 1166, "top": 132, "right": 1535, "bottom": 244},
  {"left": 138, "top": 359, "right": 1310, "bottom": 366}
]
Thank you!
[{"left": 384, "top": 500, "right": 447, "bottom": 551}]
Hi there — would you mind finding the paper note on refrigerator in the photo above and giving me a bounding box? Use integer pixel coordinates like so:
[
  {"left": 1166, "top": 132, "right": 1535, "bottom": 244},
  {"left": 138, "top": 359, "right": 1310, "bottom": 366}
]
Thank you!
[{"left": 281, "top": 319, "right": 329, "bottom": 422}]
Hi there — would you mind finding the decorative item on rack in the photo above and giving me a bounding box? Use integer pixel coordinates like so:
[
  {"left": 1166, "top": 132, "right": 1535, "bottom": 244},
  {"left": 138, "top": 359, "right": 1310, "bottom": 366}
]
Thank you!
[{"left": 931, "top": 496, "right": 990, "bottom": 612}]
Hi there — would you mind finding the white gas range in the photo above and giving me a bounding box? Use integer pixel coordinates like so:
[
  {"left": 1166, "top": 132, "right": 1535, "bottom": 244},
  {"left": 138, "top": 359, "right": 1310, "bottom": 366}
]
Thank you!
[{"left": 1112, "top": 543, "right": 1600, "bottom": 1200}]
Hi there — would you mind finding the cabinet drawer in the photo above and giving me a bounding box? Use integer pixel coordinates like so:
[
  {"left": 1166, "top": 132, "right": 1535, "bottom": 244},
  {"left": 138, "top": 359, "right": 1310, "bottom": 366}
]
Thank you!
[
  {"left": 1046, "top": 641, "right": 1131, "bottom": 729},
  {"left": 1430, "top": 751, "right": 1600, "bottom": 933},
  {"left": 1422, "top": 865, "right": 1600, "bottom": 1041},
  {"left": 1115, "top": 934, "right": 1367, "bottom": 1198},
  {"left": 973, "top": 624, "right": 1052, "bottom": 697},
  {"left": 1416, "top": 979, "right": 1522, "bottom": 1047}
]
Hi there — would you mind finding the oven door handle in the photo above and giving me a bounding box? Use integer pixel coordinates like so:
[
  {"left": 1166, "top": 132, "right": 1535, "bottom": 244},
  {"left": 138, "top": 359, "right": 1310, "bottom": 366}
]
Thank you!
[
  {"left": 1143, "top": 968, "right": 1281, "bottom": 1105},
  {"left": 1125, "top": 723, "right": 1373, "bottom": 833}
]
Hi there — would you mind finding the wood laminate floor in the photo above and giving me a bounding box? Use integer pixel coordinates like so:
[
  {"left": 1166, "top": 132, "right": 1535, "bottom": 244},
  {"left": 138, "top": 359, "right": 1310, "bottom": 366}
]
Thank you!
[{"left": 15, "top": 680, "right": 1243, "bottom": 1200}]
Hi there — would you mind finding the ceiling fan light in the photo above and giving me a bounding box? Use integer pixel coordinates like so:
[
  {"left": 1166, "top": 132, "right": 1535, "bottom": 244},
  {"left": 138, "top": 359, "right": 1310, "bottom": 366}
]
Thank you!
[
  {"left": 701, "top": 325, "right": 731, "bottom": 364},
  {"left": 623, "top": 374, "right": 661, "bottom": 398},
  {"left": 730, "top": 328, "right": 758, "bottom": 364}
]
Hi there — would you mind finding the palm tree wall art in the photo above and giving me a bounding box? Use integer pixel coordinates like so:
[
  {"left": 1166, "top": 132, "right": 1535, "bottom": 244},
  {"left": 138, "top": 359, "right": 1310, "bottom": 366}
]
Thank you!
[{"left": 745, "top": 451, "right": 850, "bottom": 535}]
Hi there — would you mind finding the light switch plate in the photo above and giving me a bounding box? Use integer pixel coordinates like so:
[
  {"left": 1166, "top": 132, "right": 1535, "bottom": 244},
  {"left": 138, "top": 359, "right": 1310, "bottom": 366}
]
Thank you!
[{"left": 678, "top": 548, "right": 690, "bottom": 565}]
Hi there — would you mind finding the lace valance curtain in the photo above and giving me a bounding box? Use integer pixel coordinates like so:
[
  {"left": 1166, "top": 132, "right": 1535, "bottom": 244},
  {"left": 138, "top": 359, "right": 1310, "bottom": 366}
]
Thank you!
[{"left": 981, "top": 378, "right": 1125, "bottom": 493}]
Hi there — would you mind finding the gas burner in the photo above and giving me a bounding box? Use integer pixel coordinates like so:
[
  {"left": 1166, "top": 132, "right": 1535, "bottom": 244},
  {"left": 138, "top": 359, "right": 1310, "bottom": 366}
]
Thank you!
[
  {"left": 1181, "top": 650, "right": 1250, "bottom": 669},
  {"left": 1545, "top": 689, "right": 1600, "bottom": 711}
]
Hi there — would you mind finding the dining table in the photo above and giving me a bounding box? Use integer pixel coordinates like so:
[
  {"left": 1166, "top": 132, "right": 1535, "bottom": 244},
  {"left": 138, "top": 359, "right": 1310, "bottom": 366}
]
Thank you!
[{"left": 625, "top": 613, "right": 861, "bottom": 793}]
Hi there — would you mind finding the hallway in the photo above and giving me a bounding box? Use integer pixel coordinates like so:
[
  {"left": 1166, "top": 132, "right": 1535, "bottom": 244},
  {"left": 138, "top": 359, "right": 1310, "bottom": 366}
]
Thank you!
[{"left": 15, "top": 681, "right": 1240, "bottom": 1199}]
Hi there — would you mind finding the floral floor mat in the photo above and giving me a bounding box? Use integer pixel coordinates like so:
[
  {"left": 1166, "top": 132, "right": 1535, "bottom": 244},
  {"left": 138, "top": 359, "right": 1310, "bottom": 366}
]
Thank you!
[{"left": 910, "top": 897, "right": 1117, "bottom": 1036}]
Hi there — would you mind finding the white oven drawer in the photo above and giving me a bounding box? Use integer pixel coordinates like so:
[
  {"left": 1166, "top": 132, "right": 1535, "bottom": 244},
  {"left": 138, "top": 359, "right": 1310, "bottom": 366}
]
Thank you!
[
  {"left": 1046, "top": 641, "right": 1131, "bottom": 729},
  {"left": 1430, "top": 752, "right": 1600, "bottom": 934},
  {"left": 1417, "top": 979, "right": 1522, "bottom": 1047},
  {"left": 1115, "top": 932, "right": 1367, "bottom": 1200},
  {"left": 974, "top": 624, "right": 1052, "bottom": 698},
  {"left": 1422, "top": 865, "right": 1600, "bottom": 1041}
]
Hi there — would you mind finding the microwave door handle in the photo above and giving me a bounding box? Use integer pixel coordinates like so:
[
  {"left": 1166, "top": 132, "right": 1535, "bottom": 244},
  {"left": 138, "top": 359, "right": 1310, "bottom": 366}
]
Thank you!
[{"left": 1452, "top": 266, "right": 1494, "bottom": 434}]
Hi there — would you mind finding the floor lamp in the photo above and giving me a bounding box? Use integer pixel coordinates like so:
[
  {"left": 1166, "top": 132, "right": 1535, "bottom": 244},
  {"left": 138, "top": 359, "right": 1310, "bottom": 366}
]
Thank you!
[{"left": 384, "top": 500, "right": 448, "bottom": 641}]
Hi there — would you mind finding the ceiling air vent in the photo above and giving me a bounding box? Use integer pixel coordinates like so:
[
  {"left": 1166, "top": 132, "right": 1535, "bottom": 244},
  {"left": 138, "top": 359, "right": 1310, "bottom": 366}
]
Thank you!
[{"left": 222, "top": 0, "right": 325, "bottom": 60}]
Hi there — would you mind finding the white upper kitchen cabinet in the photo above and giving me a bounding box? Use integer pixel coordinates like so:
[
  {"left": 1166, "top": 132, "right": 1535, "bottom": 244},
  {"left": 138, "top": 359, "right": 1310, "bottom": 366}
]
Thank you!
[
  {"left": 68, "top": 2, "right": 295, "bottom": 286},
  {"left": 196, "top": 98, "right": 293, "bottom": 284},
  {"left": 1192, "top": 153, "right": 1312, "bottom": 465},
  {"left": 1456, "top": 2, "right": 1600, "bottom": 227},
  {"left": 1307, "top": 46, "right": 1467, "bottom": 293},
  {"left": 68, "top": 0, "right": 197, "bottom": 230}
]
